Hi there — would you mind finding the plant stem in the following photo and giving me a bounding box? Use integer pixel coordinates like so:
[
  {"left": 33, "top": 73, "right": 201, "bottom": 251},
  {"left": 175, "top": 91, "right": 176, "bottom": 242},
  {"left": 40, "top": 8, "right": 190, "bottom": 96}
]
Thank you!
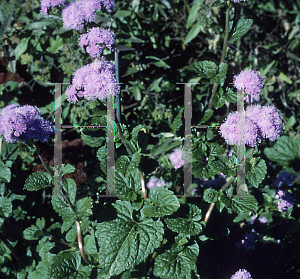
[
  {"left": 204, "top": 147, "right": 255, "bottom": 224},
  {"left": 208, "top": 0, "right": 230, "bottom": 110}
]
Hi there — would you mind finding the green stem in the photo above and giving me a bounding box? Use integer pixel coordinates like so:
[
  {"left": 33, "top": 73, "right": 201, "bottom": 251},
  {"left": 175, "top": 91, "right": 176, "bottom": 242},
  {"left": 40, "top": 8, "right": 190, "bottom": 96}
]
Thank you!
[{"left": 208, "top": 0, "right": 231, "bottom": 110}]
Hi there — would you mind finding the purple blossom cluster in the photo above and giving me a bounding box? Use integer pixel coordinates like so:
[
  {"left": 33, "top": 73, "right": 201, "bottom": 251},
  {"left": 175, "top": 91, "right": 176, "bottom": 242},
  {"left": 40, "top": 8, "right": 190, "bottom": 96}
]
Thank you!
[
  {"left": 40, "top": 0, "right": 65, "bottom": 15},
  {"left": 62, "top": 0, "right": 115, "bottom": 30},
  {"left": 231, "top": 0, "right": 249, "bottom": 3},
  {"left": 275, "top": 190, "right": 295, "bottom": 212},
  {"left": 235, "top": 228, "right": 263, "bottom": 250},
  {"left": 65, "top": 58, "right": 120, "bottom": 103},
  {"left": 146, "top": 177, "right": 168, "bottom": 189},
  {"left": 219, "top": 104, "right": 284, "bottom": 147},
  {"left": 230, "top": 269, "right": 252, "bottom": 279},
  {"left": 248, "top": 214, "right": 268, "bottom": 224},
  {"left": 274, "top": 171, "right": 297, "bottom": 188},
  {"left": 169, "top": 148, "right": 185, "bottom": 169},
  {"left": 78, "top": 27, "right": 116, "bottom": 58},
  {"left": 0, "top": 104, "right": 54, "bottom": 143},
  {"left": 234, "top": 69, "right": 264, "bottom": 104}
]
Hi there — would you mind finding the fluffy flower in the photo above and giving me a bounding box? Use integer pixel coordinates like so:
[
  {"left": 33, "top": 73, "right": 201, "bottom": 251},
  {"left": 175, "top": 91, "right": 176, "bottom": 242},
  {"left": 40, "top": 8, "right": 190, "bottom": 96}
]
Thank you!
[
  {"left": 62, "top": 0, "right": 115, "bottom": 30},
  {"left": 0, "top": 104, "right": 54, "bottom": 143},
  {"left": 231, "top": 0, "right": 249, "bottom": 3},
  {"left": 245, "top": 104, "right": 284, "bottom": 142},
  {"left": 274, "top": 171, "right": 297, "bottom": 188},
  {"left": 219, "top": 111, "right": 262, "bottom": 147},
  {"left": 275, "top": 190, "right": 295, "bottom": 212},
  {"left": 169, "top": 148, "right": 185, "bottom": 169},
  {"left": 233, "top": 69, "right": 264, "bottom": 98},
  {"left": 40, "top": 0, "right": 65, "bottom": 15},
  {"left": 65, "top": 59, "right": 120, "bottom": 103},
  {"left": 230, "top": 269, "right": 252, "bottom": 279},
  {"left": 78, "top": 27, "right": 116, "bottom": 58},
  {"left": 146, "top": 177, "right": 168, "bottom": 189}
]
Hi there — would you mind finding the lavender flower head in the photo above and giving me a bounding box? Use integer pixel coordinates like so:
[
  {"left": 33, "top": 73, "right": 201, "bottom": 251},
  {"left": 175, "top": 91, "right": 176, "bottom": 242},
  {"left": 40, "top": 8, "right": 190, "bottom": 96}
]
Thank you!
[
  {"left": 275, "top": 190, "right": 295, "bottom": 212},
  {"left": 233, "top": 69, "right": 264, "bottom": 99},
  {"left": 65, "top": 58, "right": 120, "bottom": 103},
  {"left": 146, "top": 177, "right": 168, "bottom": 189},
  {"left": 78, "top": 27, "right": 116, "bottom": 58},
  {"left": 169, "top": 148, "right": 185, "bottom": 169},
  {"left": 62, "top": 0, "right": 115, "bottom": 31},
  {"left": 0, "top": 104, "right": 54, "bottom": 143},
  {"left": 231, "top": 0, "right": 249, "bottom": 3},
  {"left": 274, "top": 171, "right": 297, "bottom": 188},
  {"left": 219, "top": 111, "right": 262, "bottom": 147},
  {"left": 40, "top": 0, "right": 65, "bottom": 15},
  {"left": 230, "top": 269, "right": 252, "bottom": 279}
]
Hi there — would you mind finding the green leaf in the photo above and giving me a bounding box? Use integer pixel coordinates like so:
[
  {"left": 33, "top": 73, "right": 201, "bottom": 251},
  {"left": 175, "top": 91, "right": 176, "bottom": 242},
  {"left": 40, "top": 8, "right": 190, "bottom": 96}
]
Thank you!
[
  {"left": 0, "top": 161, "right": 11, "bottom": 183},
  {"left": 165, "top": 204, "right": 204, "bottom": 235},
  {"left": 48, "top": 251, "right": 92, "bottom": 279},
  {"left": 153, "top": 243, "right": 199, "bottom": 279},
  {"left": 149, "top": 77, "right": 163, "bottom": 92},
  {"left": 278, "top": 72, "right": 292, "bottom": 84},
  {"left": 63, "top": 178, "right": 76, "bottom": 204},
  {"left": 0, "top": 197, "right": 12, "bottom": 216},
  {"left": 23, "top": 225, "right": 43, "bottom": 240},
  {"left": 229, "top": 19, "right": 253, "bottom": 43},
  {"left": 151, "top": 138, "right": 182, "bottom": 157},
  {"left": 186, "top": 1, "right": 200, "bottom": 29},
  {"left": 95, "top": 200, "right": 164, "bottom": 277},
  {"left": 114, "top": 10, "right": 131, "bottom": 18},
  {"left": 14, "top": 37, "right": 30, "bottom": 61},
  {"left": 46, "top": 35, "right": 64, "bottom": 54},
  {"left": 171, "top": 108, "right": 184, "bottom": 131},
  {"left": 203, "top": 188, "right": 218, "bottom": 203},
  {"left": 212, "top": 88, "right": 225, "bottom": 109},
  {"left": 141, "top": 187, "right": 180, "bottom": 217},
  {"left": 24, "top": 20, "right": 54, "bottom": 30},
  {"left": 212, "top": 0, "right": 226, "bottom": 7},
  {"left": 61, "top": 164, "right": 75, "bottom": 175},
  {"left": 97, "top": 146, "right": 107, "bottom": 162},
  {"left": 186, "top": 60, "right": 218, "bottom": 79},
  {"left": 225, "top": 87, "right": 237, "bottom": 103},
  {"left": 207, "top": 142, "right": 225, "bottom": 157},
  {"left": 36, "top": 217, "right": 45, "bottom": 230},
  {"left": 264, "top": 136, "right": 300, "bottom": 166},
  {"left": 261, "top": 60, "right": 276, "bottom": 76},
  {"left": 220, "top": 193, "right": 258, "bottom": 214},
  {"left": 28, "top": 261, "right": 48, "bottom": 279},
  {"left": 184, "top": 22, "right": 202, "bottom": 45},
  {"left": 218, "top": 62, "right": 228, "bottom": 86},
  {"left": 81, "top": 128, "right": 106, "bottom": 147},
  {"left": 199, "top": 109, "right": 213, "bottom": 124},
  {"left": 115, "top": 155, "right": 130, "bottom": 176},
  {"left": 24, "top": 171, "right": 52, "bottom": 191},
  {"left": 126, "top": 153, "right": 141, "bottom": 176},
  {"left": 285, "top": 115, "right": 296, "bottom": 130},
  {"left": 0, "top": 142, "right": 19, "bottom": 162},
  {"left": 245, "top": 158, "right": 267, "bottom": 188},
  {"left": 75, "top": 197, "right": 93, "bottom": 218}
]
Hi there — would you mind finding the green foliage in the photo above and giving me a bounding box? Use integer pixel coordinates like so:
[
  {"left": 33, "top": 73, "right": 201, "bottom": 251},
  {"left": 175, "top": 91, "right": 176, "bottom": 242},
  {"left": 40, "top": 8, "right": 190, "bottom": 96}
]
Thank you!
[
  {"left": 23, "top": 171, "right": 52, "bottom": 191},
  {"left": 245, "top": 157, "right": 267, "bottom": 188},
  {"left": 228, "top": 19, "right": 253, "bottom": 43}
]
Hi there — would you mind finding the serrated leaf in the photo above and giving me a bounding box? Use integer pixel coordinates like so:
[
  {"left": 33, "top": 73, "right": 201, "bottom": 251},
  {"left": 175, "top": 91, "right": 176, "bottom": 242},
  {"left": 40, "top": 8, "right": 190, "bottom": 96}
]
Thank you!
[
  {"left": 165, "top": 204, "right": 204, "bottom": 235},
  {"left": 141, "top": 187, "right": 180, "bottom": 217},
  {"left": 212, "top": 0, "right": 226, "bottom": 7},
  {"left": 62, "top": 178, "right": 77, "bottom": 204},
  {"left": 229, "top": 19, "right": 253, "bottom": 43},
  {"left": 126, "top": 153, "right": 141, "bottom": 176},
  {"left": 0, "top": 162, "right": 11, "bottom": 183},
  {"left": 186, "top": 60, "right": 218, "bottom": 79},
  {"left": 0, "top": 142, "right": 19, "bottom": 162},
  {"left": 115, "top": 155, "right": 130, "bottom": 175},
  {"left": 97, "top": 145, "right": 107, "bottom": 162},
  {"left": 203, "top": 188, "right": 218, "bottom": 203},
  {"left": 75, "top": 197, "right": 93, "bottom": 218},
  {"left": 212, "top": 88, "right": 225, "bottom": 109},
  {"left": 95, "top": 200, "right": 164, "bottom": 277},
  {"left": 218, "top": 62, "right": 228, "bottom": 86},
  {"left": 246, "top": 158, "right": 267, "bottom": 188},
  {"left": 23, "top": 225, "right": 43, "bottom": 240},
  {"left": 24, "top": 171, "right": 52, "bottom": 191},
  {"left": 171, "top": 108, "right": 183, "bottom": 131},
  {"left": 48, "top": 251, "right": 92, "bottom": 279},
  {"left": 184, "top": 22, "right": 201, "bottom": 45},
  {"left": 0, "top": 197, "right": 12, "bottom": 216},
  {"left": 61, "top": 164, "right": 75, "bottom": 175},
  {"left": 81, "top": 128, "right": 106, "bottom": 147},
  {"left": 28, "top": 261, "right": 48, "bottom": 279},
  {"left": 115, "top": 168, "right": 142, "bottom": 201},
  {"left": 220, "top": 193, "right": 258, "bottom": 214},
  {"left": 225, "top": 87, "right": 237, "bottom": 103},
  {"left": 264, "top": 136, "right": 300, "bottom": 166},
  {"left": 207, "top": 142, "right": 225, "bottom": 157},
  {"left": 153, "top": 243, "right": 199, "bottom": 279}
]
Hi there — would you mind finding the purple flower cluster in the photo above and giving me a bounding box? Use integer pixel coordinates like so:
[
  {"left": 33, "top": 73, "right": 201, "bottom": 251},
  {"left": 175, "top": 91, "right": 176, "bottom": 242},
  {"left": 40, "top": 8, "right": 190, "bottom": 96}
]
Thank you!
[
  {"left": 0, "top": 104, "right": 54, "bottom": 143},
  {"left": 231, "top": 0, "right": 249, "bottom": 3},
  {"left": 169, "top": 148, "right": 185, "bottom": 169},
  {"left": 274, "top": 171, "right": 297, "bottom": 188},
  {"left": 62, "top": 0, "right": 115, "bottom": 30},
  {"left": 248, "top": 214, "right": 268, "bottom": 224},
  {"left": 275, "top": 190, "right": 295, "bottom": 212},
  {"left": 65, "top": 58, "right": 120, "bottom": 103},
  {"left": 78, "top": 27, "right": 116, "bottom": 58},
  {"left": 233, "top": 69, "right": 264, "bottom": 100},
  {"left": 230, "top": 269, "right": 252, "bottom": 279},
  {"left": 40, "top": 0, "right": 65, "bottom": 15},
  {"left": 146, "top": 177, "right": 168, "bottom": 189},
  {"left": 220, "top": 104, "right": 284, "bottom": 146},
  {"left": 235, "top": 229, "right": 263, "bottom": 250}
]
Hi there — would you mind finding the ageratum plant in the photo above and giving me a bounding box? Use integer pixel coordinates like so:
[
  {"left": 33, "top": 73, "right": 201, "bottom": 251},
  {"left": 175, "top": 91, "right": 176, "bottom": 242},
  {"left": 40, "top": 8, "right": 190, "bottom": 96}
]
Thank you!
[{"left": 0, "top": 0, "right": 300, "bottom": 278}]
